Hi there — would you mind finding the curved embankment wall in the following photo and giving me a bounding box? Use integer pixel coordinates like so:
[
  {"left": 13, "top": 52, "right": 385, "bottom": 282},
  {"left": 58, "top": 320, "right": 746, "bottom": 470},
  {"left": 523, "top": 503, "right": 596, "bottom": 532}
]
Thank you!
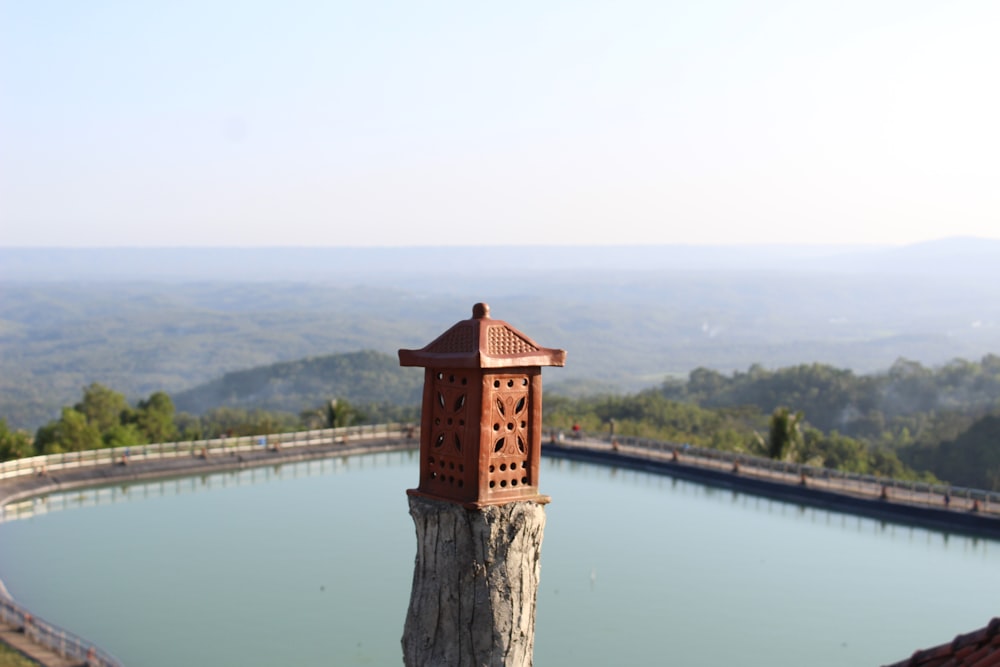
[
  {"left": 4, "top": 433, "right": 998, "bottom": 540},
  {"left": 0, "top": 436, "right": 413, "bottom": 510},
  {"left": 543, "top": 443, "right": 1000, "bottom": 541}
]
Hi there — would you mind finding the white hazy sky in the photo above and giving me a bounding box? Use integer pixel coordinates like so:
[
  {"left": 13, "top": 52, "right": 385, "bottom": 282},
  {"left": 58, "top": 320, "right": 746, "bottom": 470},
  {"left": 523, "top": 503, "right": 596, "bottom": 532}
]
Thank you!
[{"left": 1, "top": 1, "right": 998, "bottom": 248}]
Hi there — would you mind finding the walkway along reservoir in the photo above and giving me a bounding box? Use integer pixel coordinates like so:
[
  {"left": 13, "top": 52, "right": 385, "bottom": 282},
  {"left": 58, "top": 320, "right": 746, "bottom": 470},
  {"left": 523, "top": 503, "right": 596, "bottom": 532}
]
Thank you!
[
  {"left": 1, "top": 425, "right": 999, "bottom": 665},
  {"left": 4, "top": 425, "right": 998, "bottom": 535}
]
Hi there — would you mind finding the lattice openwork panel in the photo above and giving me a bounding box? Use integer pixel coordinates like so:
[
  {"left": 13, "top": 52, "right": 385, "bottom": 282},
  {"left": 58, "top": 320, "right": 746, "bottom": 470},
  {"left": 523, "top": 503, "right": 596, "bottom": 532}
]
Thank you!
[
  {"left": 424, "top": 370, "right": 472, "bottom": 493},
  {"left": 487, "top": 374, "right": 532, "bottom": 492}
]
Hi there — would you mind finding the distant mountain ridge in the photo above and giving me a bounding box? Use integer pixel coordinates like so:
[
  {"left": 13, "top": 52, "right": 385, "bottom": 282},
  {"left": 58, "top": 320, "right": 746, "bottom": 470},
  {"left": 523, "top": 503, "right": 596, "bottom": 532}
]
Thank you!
[
  {"left": 3, "top": 237, "right": 999, "bottom": 283},
  {"left": 172, "top": 350, "right": 423, "bottom": 416}
]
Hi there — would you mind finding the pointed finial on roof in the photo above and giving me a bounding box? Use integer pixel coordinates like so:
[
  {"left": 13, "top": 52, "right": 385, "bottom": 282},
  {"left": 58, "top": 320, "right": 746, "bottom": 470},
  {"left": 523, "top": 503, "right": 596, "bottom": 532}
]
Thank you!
[{"left": 399, "top": 302, "right": 565, "bottom": 369}]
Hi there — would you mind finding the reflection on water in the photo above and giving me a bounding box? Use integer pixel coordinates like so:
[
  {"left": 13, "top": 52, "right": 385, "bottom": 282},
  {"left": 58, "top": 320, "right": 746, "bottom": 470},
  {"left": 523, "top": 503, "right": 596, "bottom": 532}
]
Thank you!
[
  {"left": 1, "top": 451, "right": 419, "bottom": 524},
  {"left": 1, "top": 452, "right": 997, "bottom": 667},
  {"left": 547, "top": 458, "right": 993, "bottom": 556}
]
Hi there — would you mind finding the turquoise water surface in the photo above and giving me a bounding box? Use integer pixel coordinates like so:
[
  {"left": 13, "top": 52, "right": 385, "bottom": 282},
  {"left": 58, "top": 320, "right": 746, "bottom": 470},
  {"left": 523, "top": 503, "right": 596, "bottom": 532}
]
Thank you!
[{"left": 0, "top": 451, "right": 996, "bottom": 666}]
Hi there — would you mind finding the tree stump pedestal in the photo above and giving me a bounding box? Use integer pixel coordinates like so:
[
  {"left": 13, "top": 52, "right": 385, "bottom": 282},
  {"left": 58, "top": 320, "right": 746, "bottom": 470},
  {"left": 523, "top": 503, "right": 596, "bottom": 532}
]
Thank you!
[{"left": 402, "top": 495, "right": 547, "bottom": 667}]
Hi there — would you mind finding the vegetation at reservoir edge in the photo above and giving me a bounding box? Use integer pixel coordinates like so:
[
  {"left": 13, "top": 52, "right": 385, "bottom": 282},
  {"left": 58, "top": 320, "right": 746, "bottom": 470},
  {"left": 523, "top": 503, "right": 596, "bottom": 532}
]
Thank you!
[
  {"left": 0, "top": 643, "right": 41, "bottom": 667},
  {"left": 3, "top": 242, "right": 1000, "bottom": 491},
  {"left": 5, "top": 350, "right": 1000, "bottom": 490}
]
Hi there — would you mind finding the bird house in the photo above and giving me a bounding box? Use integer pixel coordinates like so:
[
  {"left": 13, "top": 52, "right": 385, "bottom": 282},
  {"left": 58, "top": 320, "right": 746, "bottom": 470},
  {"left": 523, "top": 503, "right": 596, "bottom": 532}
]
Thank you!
[{"left": 398, "top": 303, "right": 566, "bottom": 508}]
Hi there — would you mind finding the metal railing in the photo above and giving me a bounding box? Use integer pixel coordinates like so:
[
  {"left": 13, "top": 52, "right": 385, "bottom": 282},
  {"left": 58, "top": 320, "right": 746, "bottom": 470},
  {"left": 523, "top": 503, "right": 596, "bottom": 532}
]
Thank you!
[
  {"left": 2, "top": 449, "right": 418, "bottom": 524},
  {"left": 3, "top": 422, "right": 998, "bottom": 512},
  {"left": 0, "top": 422, "right": 414, "bottom": 482},
  {"left": 556, "top": 429, "right": 1000, "bottom": 514},
  {"left": 0, "top": 591, "right": 123, "bottom": 667}
]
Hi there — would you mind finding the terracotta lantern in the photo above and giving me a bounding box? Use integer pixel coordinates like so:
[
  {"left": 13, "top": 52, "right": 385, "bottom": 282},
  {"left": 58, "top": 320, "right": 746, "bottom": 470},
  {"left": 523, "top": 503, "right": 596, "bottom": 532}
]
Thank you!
[{"left": 399, "top": 302, "right": 566, "bottom": 508}]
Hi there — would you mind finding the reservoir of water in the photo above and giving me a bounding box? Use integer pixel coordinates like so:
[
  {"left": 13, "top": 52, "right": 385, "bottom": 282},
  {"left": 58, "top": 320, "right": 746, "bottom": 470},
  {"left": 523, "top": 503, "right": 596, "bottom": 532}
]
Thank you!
[{"left": 0, "top": 450, "right": 996, "bottom": 666}]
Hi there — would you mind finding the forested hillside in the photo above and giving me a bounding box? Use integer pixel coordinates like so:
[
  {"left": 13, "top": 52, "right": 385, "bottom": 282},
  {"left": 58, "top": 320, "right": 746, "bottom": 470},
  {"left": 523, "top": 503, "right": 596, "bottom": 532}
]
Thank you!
[
  {"left": 0, "top": 282, "right": 449, "bottom": 430},
  {"left": 3, "top": 243, "right": 1000, "bottom": 488},
  {"left": 6, "top": 350, "right": 1000, "bottom": 491},
  {"left": 659, "top": 357, "right": 1000, "bottom": 447},
  {"left": 172, "top": 350, "right": 423, "bottom": 415},
  {"left": 4, "top": 252, "right": 1000, "bottom": 432},
  {"left": 647, "top": 357, "right": 1000, "bottom": 490},
  {"left": 902, "top": 415, "right": 1000, "bottom": 491}
]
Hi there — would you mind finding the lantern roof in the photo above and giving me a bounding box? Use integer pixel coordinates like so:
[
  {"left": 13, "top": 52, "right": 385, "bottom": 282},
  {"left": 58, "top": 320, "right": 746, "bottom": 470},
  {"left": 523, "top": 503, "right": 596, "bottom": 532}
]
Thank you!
[{"left": 399, "top": 302, "right": 567, "bottom": 370}]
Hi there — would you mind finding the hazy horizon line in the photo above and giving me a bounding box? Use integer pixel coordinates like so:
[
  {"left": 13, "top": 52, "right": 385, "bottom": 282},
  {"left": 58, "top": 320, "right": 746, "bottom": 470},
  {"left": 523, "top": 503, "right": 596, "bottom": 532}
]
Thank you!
[{"left": 2, "top": 236, "right": 995, "bottom": 251}]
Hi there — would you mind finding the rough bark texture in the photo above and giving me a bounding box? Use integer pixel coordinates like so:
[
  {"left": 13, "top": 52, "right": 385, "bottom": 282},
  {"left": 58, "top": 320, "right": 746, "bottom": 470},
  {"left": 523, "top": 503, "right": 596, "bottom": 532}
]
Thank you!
[{"left": 402, "top": 496, "right": 546, "bottom": 667}]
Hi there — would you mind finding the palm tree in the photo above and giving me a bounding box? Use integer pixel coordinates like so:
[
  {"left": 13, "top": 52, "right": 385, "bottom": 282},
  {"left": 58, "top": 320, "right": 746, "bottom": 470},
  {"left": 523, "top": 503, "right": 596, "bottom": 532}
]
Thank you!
[{"left": 768, "top": 407, "right": 802, "bottom": 460}]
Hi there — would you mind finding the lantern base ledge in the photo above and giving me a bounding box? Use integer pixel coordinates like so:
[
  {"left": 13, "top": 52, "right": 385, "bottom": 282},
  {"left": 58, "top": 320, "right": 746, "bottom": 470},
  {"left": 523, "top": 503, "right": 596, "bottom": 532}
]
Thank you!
[{"left": 406, "top": 488, "right": 551, "bottom": 509}]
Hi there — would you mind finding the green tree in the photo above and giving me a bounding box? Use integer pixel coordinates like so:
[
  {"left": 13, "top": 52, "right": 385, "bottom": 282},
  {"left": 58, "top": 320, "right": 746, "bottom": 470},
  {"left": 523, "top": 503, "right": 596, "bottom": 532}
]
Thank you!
[
  {"left": 102, "top": 422, "right": 147, "bottom": 448},
  {"left": 74, "top": 383, "right": 132, "bottom": 432},
  {"left": 175, "top": 412, "right": 205, "bottom": 440},
  {"left": 196, "top": 407, "right": 300, "bottom": 438},
  {"left": 685, "top": 367, "right": 728, "bottom": 400},
  {"left": 325, "top": 398, "right": 365, "bottom": 428},
  {"left": 135, "top": 391, "right": 178, "bottom": 443},
  {"left": 902, "top": 413, "right": 1000, "bottom": 490},
  {"left": 34, "top": 407, "right": 102, "bottom": 454},
  {"left": 768, "top": 407, "right": 802, "bottom": 460},
  {"left": 0, "top": 419, "right": 33, "bottom": 461}
]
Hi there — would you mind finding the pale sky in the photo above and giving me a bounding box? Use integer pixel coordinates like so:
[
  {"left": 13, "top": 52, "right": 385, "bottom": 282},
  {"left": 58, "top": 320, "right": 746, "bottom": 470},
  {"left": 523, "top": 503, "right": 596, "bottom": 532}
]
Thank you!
[{"left": 1, "top": 1, "right": 998, "bottom": 247}]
